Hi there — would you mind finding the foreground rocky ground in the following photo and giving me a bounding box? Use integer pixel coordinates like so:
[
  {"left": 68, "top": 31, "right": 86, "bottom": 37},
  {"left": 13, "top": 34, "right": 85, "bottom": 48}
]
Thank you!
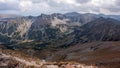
[
  {"left": 0, "top": 51, "right": 97, "bottom": 68},
  {"left": 0, "top": 43, "right": 120, "bottom": 68}
]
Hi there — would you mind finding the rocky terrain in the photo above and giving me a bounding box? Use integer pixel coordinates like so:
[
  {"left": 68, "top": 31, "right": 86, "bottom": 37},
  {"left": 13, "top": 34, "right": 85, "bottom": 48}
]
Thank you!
[
  {"left": 0, "top": 48, "right": 99, "bottom": 68},
  {"left": 0, "top": 42, "right": 120, "bottom": 68}
]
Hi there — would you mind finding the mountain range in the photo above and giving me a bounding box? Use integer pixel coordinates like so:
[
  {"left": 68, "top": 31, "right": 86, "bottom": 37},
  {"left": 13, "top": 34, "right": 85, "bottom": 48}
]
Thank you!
[
  {"left": 0, "top": 12, "right": 120, "bottom": 68},
  {"left": 0, "top": 12, "right": 120, "bottom": 44}
]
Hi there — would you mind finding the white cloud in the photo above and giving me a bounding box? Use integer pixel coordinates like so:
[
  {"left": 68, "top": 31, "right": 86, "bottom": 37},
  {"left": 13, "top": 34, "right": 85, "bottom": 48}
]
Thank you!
[
  {"left": 20, "top": 1, "right": 32, "bottom": 11},
  {"left": 0, "top": 0, "right": 120, "bottom": 15}
]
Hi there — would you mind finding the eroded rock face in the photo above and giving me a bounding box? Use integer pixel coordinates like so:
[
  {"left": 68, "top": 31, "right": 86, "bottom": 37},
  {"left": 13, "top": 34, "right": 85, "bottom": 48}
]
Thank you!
[{"left": 0, "top": 53, "right": 26, "bottom": 68}]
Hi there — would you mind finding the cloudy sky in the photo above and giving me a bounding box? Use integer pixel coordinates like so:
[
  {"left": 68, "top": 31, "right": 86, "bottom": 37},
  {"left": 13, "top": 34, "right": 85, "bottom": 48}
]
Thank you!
[{"left": 0, "top": 0, "right": 120, "bottom": 15}]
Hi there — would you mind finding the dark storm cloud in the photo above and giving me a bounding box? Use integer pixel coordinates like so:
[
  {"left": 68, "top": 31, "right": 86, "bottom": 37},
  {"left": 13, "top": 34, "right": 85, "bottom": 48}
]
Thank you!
[
  {"left": 115, "top": 0, "right": 120, "bottom": 6},
  {"left": 75, "top": 0, "right": 91, "bottom": 3}
]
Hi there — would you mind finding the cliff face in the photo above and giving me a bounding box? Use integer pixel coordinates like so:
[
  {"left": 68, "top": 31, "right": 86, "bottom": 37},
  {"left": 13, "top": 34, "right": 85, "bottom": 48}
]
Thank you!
[{"left": 0, "top": 18, "right": 33, "bottom": 41}]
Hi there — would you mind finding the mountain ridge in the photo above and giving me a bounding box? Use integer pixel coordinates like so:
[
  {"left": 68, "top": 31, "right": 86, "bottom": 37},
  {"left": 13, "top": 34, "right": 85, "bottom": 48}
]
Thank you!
[{"left": 0, "top": 12, "right": 120, "bottom": 44}]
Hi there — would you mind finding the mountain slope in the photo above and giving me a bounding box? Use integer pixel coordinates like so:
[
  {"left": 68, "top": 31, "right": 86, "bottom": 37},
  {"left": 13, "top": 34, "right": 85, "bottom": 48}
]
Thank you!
[
  {"left": 0, "top": 12, "right": 100, "bottom": 43},
  {"left": 0, "top": 13, "right": 120, "bottom": 43},
  {"left": 45, "top": 41, "right": 120, "bottom": 68},
  {"left": 74, "top": 17, "right": 120, "bottom": 43}
]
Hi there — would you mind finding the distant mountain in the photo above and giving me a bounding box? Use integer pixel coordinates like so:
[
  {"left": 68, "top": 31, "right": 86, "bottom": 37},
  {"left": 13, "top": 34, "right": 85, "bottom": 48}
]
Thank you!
[
  {"left": 0, "top": 12, "right": 120, "bottom": 44},
  {"left": 0, "top": 12, "right": 99, "bottom": 43},
  {"left": 64, "top": 12, "right": 81, "bottom": 17},
  {"left": 74, "top": 17, "right": 120, "bottom": 43},
  {"left": 0, "top": 14, "right": 19, "bottom": 19},
  {"left": 64, "top": 12, "right": 100, "bottom": 25},
  {"left": 99, "top": 14, "right": 120, "bottom": 21}
]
